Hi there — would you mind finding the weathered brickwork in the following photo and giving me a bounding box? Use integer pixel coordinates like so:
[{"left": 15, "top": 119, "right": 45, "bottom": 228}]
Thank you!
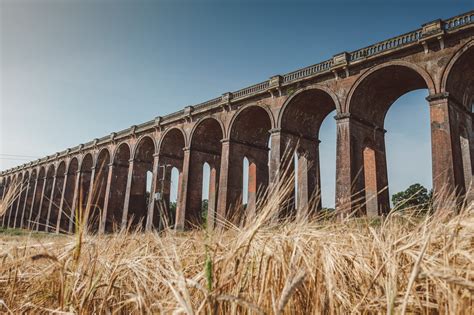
[{"left": 1, "top": 12, "right": 473, "bottom": 233}]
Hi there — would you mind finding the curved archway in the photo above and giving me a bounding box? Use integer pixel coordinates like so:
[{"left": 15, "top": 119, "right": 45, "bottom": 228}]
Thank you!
[
  {"left": 13, "top": 171, "right": 29, "bottom": 228},
  {"left": 223, "top": 105, "right": 272, "bottom": 221},
  {"left": 7, "top": 174, "right": 21, "bottom": 227},
  {"left": 87, "top": 149, "right": 111, "bottom": 233},
  {"left": 22, "top": 169, "right": 37, "bottom": 229},
  {"left": 79, "top": 154, "right": 94, "bottom": 227},
  {"left": 39, "top": 164, "right": 55, "bottom": 231},
  {"left": 31, "top": 167, "right": 45, "bottom": 230},
  {"left": 278, "top": 88, "right": 338, "bottom": 215},
  {"left": 184, "top": 118, "right": 224, "bottom": 228},
  {"left": 44, "top": 162, "right": 66, "bottom": 232},
  {"left": 104, "top": 143, "right": 130, "bottom": 232},
  {"left": 442, "top": 43, "right": 474, "bottom": 197},
  {"left": 128, "top": 136, "right": 155, "bottom": 230},
  {"left": 59, "top": 158, "right": 79, "bottom": 233},
  {"left": 346, "top": 64, "right": 432, "bottom": 215},
  {"left": 157, "top": 128, "right": 186, "bottom": 229}
]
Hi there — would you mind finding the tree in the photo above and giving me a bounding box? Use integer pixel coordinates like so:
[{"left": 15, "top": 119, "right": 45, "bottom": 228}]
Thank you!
[{"left": 391, "top": 183, "right": 432, "bottom": 211}]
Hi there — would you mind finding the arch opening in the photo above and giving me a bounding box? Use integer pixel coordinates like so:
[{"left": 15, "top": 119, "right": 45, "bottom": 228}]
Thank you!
[
  {"left": 227, "top": 106, "right": 272, "bottom": 221},
  {"left": 79, "top": 154, "right": 94, "bottom": 228},
  {"left": 61, "top": 158, "right": 78, "bottom": 233},
  {"left": 186, "top": 118, "right": 223, "bottom": 228},
  {"left": 129, "top": 137, "right": 155, "bottom": 230},
  {"left": 157, "top": 128, "right": 185, "bottom": 229},
  {"left": 106, "top": 144, "right": 130, "bottom": 232},
  {"left": 39, "top": 165, "right": 55, "bottom": 231},
  {"left": 31, "top": 167, "right": 45, "bottom": 230},
  {"left": 348, "top": 64, "right": 431, "bottom": 215},
  {"left": 444, "top": 45, "right": 474, "bottom": 197},
  {"left": 22, "top": 169, "right": 37, "bottom": 229},
  {"left": 279, "top": 89, "right": 337, "bottom": 216},
  {"left": 88, "top": 149, "right": 110, "bottom": 233},
  {"left": 47, "top": 162, "right": 66, "bottom": 232},
  {"left": 14, "top": 172, "right": 28, "bottom": 228}
]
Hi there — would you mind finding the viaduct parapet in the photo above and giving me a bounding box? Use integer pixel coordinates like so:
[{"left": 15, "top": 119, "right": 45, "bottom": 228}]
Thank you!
[{"left": 1, "top": 11, "right": 473, "bottom": 233}]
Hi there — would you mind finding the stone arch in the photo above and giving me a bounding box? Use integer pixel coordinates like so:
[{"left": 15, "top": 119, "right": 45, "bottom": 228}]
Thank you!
[
  {"left": 277, "top": 85, "right": 342, "bottom": 126},
  {"left": 60, "top": 157, "right": 79, "bottom": 233},
  {"left": 347, "top": 61, "right": 435, "bottom": 124},
  {"left": 31, "top": 167, "right": 45, "bottom": 230},
  {"left": 441, "top": 39, "right": 474, "bottom": 108},
  {"left": 185, "top": 117, "right": 224, "bottom": 228},
  {"left": 133, "top": 135, "right": 157, "bottom": 159},
  {"left": 47, "top": 161, "right": 66, "bottom": 232},
  {"left": 277, "top": 86, "right": 340, "bottom": 213},
  {"left": 228, "top": 104, "right": 275, "bottom": 140},
  {"left": 440, "top": 40, "right": 474, "bottom": 198},
  {"left": 343, "top": 62, "right": 434, "bottom": 215},
  {"left": 24, "top": 168, "right": 38, "bottom": 229},
  {"left": 222, "top": 105, "right": 273, "bottom": 220},
  {"left": 157, "top": 127, "right": 186, "bottom": 229},
  {"left": 88, "top": 148, "right": 111, "bottom": 232},
  {"left": 8, "top": 173, "right": 23, "bottom": 227},
  {"left": 79, "top": 153, "right": 94, "bottom": 226},
  {"left": 106, "top": 142, "right": 131, "bottom": 232},
  {"left": 38, "top": 164, "right": 55, "bottom": 231},
  {"left": 128, "top": 135, "right": 155, "bottom": 229},
  {"left": 14, "top": 171, "right": 29, "bottom": 228}
]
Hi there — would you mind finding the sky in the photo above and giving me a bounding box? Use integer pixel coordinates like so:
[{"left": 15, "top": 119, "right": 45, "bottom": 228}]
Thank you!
[{"left": 1, "top": 0, "right": 472, "bottom": 207}]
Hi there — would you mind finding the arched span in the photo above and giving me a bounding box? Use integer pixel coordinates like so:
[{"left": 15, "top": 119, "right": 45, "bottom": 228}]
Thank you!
[
  {"left": 158, "top": 127, "right": 187, "bottom": 154},
  {"left": 277, "top": 84, "right": 342, "bottom": 128},
  {"left": 441, "top": 39, "right": 474, "bottom": 110},
  {"left": 346, "top": 61, "right": 435, "bottom": 127},
  {"left": 278, "top": 86, "right": 339, "bottom": 137},
  {"left": 190, "top": 117, "right": 224, "bottom": 155},
  {"left": 112, "top": 142, "right": 131, "bottom": 163},
  {"left": 133, "top": 135, "right": 157, "bottom": 159},
  {"left": 229, "top": 104, "right": 274, "bottom": 146},
  {"left": 79, "top": 152, "right": 95, "bottom": 171},
  {"left": 95, "top": 147, "right": 112, "bottom": 169}
]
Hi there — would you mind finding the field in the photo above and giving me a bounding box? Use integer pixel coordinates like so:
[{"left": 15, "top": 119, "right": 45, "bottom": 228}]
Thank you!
[{"left": 0, "top": 181, "right": 473, "bottom": 314}]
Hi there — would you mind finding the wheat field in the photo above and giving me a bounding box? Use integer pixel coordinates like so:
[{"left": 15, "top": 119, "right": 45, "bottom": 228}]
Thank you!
[{"left": 0, "top": 177, "right": 473, "bottom": 314}]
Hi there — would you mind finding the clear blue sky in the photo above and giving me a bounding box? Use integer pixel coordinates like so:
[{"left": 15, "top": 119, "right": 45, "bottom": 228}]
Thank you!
[{"left": 1, "top": 0, "right": 472, "bottom": 207}]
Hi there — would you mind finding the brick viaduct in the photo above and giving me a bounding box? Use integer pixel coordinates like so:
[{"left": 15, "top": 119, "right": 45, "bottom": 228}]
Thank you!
[{"left": 1, "top": 12, "right": 473, "bottom": 233}]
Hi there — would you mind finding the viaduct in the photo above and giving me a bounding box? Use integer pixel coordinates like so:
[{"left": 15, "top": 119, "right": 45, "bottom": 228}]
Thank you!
[{"left": 1, "top": 11, "right": 473, "bottom": 233}]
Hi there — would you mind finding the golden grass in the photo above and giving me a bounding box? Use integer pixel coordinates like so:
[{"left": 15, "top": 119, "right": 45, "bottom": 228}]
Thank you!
[{"left": 0, "top": 176, "right": 473, "bottom": 314}]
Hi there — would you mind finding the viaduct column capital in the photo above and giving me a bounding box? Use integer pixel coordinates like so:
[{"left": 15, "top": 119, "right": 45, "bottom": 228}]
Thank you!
[{"left": 427, "top": 92, "right": 470, "bottom": 115}]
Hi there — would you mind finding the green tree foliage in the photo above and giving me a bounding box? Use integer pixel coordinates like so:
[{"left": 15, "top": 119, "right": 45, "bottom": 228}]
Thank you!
[{"left": 392, "top": 183, "right": 432, "bottom": 211}]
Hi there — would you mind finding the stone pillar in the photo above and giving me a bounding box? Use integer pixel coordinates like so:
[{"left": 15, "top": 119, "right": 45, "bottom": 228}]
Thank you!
[
  {"left": 296, "top": 139, "right": 321, "bottom": 215},
  {"left": 145, "top": 154, "right": 160, "bottom": 231},
  {"left": 56, "top": 171, "right": 69, "bottom": 233},
  {"left": 427, "top": 93, "right": 468, "bottom": 200},
  {"left": 98, "top": 163, "right": 114, "bottom": 233},
  {"left": 334, "top": 114, "right": 389, "bottom": 217},
  {"left": 45, "top": 175, "right": 57, "bottom": 232},
  {"left": 121, "top": 159, "right": 134, "bottom": 230},
  {"left": 175, "top": 148, "right": 191, "bottom": 230},
  {"left": 216, "top": 139, "right": 243, "bottom": 226},
  {"left": 207, "top": 166, "right": 218, "bottom": 229}
]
